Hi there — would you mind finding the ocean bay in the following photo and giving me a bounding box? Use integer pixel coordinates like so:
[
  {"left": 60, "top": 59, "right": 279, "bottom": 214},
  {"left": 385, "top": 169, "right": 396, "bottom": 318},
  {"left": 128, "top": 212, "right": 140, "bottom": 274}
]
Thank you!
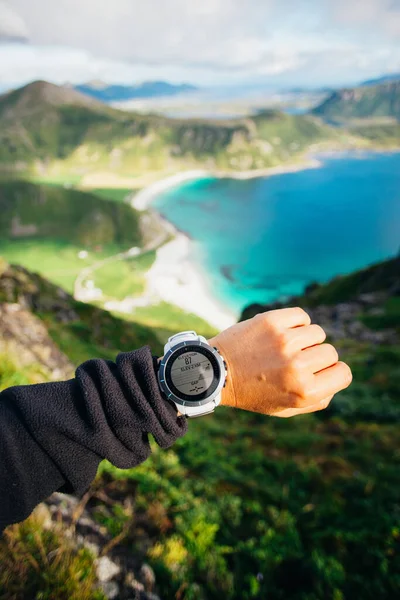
[{"left": 154, "top": 152, "right": 400, "bottom": 313}]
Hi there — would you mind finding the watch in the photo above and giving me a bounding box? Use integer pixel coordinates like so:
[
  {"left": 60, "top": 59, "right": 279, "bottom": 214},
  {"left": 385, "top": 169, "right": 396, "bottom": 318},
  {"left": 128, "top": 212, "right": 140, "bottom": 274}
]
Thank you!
[{"left": 158, "top": 331, "right": 227, "bottom": 418}]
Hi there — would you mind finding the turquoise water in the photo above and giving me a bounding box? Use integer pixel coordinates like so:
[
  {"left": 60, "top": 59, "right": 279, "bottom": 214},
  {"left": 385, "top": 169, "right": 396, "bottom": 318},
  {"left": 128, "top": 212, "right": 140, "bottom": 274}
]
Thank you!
[{"left": 154, "top": 152, "right": 400, "bottom": 313}]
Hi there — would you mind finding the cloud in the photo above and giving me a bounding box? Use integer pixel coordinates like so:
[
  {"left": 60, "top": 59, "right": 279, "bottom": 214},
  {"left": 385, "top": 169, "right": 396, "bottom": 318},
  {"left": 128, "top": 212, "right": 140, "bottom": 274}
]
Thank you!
[
  {"left": 331, "top": 0, "right": 400, "bottom": 38},
  {"left": 0, "top": 0, "right": 400, "bottom": 87},
  {"left": 6, "top": 0, "right": 279, "bottom": 69},
  {"left": 0, "top": 1, "right": 28, "bottom": 41}
]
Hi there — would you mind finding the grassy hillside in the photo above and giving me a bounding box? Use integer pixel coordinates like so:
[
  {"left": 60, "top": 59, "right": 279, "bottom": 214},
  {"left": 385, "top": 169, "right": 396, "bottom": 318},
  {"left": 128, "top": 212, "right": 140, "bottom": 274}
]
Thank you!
[
  {"left": 0, "top": 180, "right": 142, "bottom": 248},
  {"left": 1, "top": 256, "right": 399, "bottom": 599},
  {"left": 312, "top": 81, "right": 400, "bottom": 122},
  {"left": 0, "top": 81, "right": 359, "bottom": 182},
  {"left": 349, "top": 121, "right": 400, "bottom": 147}
]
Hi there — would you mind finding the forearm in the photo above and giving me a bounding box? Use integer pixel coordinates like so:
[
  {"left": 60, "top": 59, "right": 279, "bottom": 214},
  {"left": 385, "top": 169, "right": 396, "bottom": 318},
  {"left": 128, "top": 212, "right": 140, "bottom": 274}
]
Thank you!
[{"left": 0, "top": 346, "right": 187, "bottom": 531}]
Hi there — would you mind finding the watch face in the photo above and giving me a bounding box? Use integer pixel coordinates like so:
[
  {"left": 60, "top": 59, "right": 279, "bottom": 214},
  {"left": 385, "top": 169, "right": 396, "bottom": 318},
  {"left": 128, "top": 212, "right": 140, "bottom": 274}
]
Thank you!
[{"left": 164, "top": 345, "right": 221, "bottom": 403}]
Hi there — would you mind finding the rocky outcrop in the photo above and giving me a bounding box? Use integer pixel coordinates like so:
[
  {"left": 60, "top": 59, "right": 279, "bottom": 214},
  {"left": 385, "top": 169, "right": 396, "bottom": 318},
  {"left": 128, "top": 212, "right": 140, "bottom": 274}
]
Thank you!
[{"left": 44, "top": 493, "right": 161, "bottom": 600}]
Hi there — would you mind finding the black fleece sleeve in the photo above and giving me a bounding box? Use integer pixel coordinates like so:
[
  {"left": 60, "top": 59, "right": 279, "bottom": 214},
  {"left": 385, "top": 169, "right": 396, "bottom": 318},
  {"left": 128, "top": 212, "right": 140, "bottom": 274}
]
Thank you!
[{"left": 0, "top": 346, "right": 187, "bottom": 532}]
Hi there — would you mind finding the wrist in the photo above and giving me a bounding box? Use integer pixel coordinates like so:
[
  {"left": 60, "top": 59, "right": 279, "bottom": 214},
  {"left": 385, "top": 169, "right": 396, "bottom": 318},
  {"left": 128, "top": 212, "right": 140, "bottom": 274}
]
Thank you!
[{"left": 208, "top": 338, "right": 236, "bottom": 409}]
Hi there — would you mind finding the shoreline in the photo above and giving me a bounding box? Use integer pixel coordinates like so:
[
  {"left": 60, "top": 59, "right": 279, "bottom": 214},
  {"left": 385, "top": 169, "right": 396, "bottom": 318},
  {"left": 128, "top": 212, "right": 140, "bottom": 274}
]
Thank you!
[
  {"left": 129, "top": 157, "right": 323, "bottom": 330},
  {"left": 144, "top": 233, "right": 237, "bottom": 331},
  {"left": 131, "top": 157, "right": 322, "bottom": 212}
]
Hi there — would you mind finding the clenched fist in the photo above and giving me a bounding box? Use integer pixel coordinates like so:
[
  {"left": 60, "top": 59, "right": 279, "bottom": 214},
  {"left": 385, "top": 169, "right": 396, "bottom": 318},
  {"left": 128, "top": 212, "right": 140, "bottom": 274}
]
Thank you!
[{"left": 210, "top": 307, "right": 352, "bottom": 418}]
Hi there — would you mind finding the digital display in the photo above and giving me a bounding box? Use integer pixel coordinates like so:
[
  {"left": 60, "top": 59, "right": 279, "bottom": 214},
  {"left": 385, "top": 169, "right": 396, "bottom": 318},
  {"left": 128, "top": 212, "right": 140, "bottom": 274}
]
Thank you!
[{"left": 170, "top": 351, "right": 214, "bottom": 396}]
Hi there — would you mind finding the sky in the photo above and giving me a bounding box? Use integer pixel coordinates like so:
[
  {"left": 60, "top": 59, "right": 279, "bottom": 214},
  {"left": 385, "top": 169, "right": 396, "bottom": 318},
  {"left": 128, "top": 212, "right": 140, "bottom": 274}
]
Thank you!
[{"left": 0, "top": 0, "right": 400, "bottom": 89}]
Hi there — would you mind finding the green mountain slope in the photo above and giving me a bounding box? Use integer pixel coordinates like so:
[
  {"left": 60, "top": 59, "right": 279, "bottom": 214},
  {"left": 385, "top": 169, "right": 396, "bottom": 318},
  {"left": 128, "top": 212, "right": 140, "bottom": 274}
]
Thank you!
[
  {"left": 0, "top": 180, "right": 142, "bottom": 248},
  {"left": 1, "top": 255, "right": 399, "bottom": 599},
  {"left": 312, "top": 81, "right": 400, "bottom": 121},
  {"left": 0, "top": 81, "right": 349, "bottom": 180},
  {"left": 0, "top": 179, "right": 144, "bottom": 294}
]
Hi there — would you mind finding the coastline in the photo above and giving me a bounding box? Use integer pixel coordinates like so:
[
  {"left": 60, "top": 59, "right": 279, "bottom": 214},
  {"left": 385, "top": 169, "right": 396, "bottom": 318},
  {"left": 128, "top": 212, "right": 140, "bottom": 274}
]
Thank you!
[
  {"left": 144, "top": 233, "right": 237, "bottom": 331},
  {"left": 131, "top": 157, "right": 322, "bottom": 212},
  {"left": 129, "top": 157, "right": 323, "bottom": 331}
]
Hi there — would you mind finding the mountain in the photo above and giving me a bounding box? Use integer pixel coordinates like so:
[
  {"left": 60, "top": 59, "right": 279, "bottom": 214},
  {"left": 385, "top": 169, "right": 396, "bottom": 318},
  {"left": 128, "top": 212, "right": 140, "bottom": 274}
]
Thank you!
[
  {"left": 1, "top": 254, "right": 399, "bottom": 599},
  {"left": 0, "top": 80, "right": 104, "bottom": 117},
  {"left": 312, "top": 80, "right": 400, "bottom": 121},
  {"left": 361, "top": 73, "right": 400, "bottom": 86},
  {"left": 0, "top": 81, "right": 345, "bottom": 178},
  {"left": 75, "top": 80, "right": 198, "bottom": 103}
]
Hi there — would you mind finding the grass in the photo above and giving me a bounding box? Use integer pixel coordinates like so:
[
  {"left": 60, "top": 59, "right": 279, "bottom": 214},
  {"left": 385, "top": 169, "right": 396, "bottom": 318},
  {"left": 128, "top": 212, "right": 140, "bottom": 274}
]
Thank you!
[
  {"left": 93, "top": 250, "right": 156, "bottom": 301},
  {"left": 0, "top": 241, "right": 156, "bottom": 301},
  {"left": 0, "top": 239, "right": 121, "bottom": 294},
  {"left": 117, "top": 301, "right": 219, "bottom": 342},
  {"left": 88, "top": 188, "right": 133, "bottom": 203},
  {"left": 30, "top": 174, "right": 83, "bottom": 186},
  {"left": 0, "top": 507, "right": 104, "bottom": 600},
  {"left": 0, "top": 353, "right": 47, "bottom": 390}
]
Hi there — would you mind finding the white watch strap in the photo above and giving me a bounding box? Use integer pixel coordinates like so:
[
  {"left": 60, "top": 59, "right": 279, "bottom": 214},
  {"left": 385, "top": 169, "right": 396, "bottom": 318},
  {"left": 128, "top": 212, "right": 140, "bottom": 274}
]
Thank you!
[{"left": 164, "top": 331, "right": 207, "bottom": 354}]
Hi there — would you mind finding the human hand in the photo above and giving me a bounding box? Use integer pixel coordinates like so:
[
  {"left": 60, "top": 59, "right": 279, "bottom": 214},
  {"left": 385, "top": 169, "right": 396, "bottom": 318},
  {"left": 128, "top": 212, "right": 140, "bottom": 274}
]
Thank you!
[{"left": 209, "top": 307, "right": 352, "bottom": 417}]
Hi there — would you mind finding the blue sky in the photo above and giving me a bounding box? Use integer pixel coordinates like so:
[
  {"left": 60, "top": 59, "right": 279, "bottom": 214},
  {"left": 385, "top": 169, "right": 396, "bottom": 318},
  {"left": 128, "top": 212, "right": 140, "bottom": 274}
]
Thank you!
[{"left": 0, "top": 0, "right": 399, "bottom": 88}]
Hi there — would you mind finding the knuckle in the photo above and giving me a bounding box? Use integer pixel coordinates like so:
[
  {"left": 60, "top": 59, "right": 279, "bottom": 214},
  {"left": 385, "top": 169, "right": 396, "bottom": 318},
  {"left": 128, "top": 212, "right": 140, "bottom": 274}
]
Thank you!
[
  {"left": 294, "top": 306, "right": 311, "bottom": 322},
  {"left": 325, "top": 343, "right": 339, "bottom": 362},
  {"left": 275, "top": 330, "right": 289, "bottom": 350},
  {"left": 313, "top": 324, "right": 327, "bottom": 340},
  {"left": 340, "top": 362, "right": 353, "bottom": 386},
  {"left": 255, "top": 311, "right": 274, "bottom": 326},
  {"left": 289, "top": 390, "right": 308, "bottom": 409},
  {"left": 263, "top": 310, "right": 279, "bottom": 326},
  {"left": 287, "top": 393, "right": 299, "bottom": 408},
  {"left": 289, "top": 377, "right": 310, "bottom": 406},
  {"left": 291, "top": 352, "right": 305, "bottom": 372}
]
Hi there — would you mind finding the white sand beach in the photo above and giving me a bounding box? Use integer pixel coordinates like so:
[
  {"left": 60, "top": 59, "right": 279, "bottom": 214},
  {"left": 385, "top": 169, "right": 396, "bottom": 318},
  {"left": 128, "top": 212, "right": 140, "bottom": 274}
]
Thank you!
[{"left": 145, "top": 233, "right": 237, "bottom": 331}]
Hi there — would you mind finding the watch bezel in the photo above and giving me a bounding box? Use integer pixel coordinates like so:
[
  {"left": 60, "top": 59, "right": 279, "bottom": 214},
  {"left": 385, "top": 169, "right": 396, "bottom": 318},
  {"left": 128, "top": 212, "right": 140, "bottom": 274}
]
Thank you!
[{"left": 158, "top": 341, "right": 226, "bottom": 409}]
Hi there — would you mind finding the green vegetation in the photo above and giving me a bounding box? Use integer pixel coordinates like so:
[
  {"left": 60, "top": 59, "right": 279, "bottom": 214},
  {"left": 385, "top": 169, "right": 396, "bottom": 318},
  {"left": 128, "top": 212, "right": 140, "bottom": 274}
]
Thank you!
[
  {"left": 119, "top": 301, "right": 218, "bottom": 342},
  {"left": 0, "top": 239, "right": 117, "bottom": 294},
  {"left": 93, "top": 250, "right": 156, "bottom": 301},
  {"left": 0, "top": 507, "right": 104, "bottom": 600},
  {"left": 0, "top": 353, "right": 46, "bottom": 390},
  {"left": 0, "top": 180, "right": 142, "bottom": 249},
  {"left": 349, "top": 121, "right": 400, "bottom": 148},
  {"left": 312, "top": 81, "right": 400, "bottom": 123},
  {"left": 89, "top": 188, "right": 133, "bottom": 203}
]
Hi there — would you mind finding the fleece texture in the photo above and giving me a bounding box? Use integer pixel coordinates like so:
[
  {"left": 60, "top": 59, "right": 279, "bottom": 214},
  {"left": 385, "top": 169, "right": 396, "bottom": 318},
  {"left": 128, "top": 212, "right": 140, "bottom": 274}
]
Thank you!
[{"left": 0, "top": 346, "right": 187, "bottom": 532}]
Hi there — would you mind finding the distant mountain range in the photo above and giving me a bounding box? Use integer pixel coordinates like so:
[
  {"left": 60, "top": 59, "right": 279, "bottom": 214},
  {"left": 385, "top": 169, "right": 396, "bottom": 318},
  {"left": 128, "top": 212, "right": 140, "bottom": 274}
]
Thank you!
[
  {"left": 0, "top": 80, "right": 349, "bottom": 179},
  {"left": 74, "top": 80, "right": 198, "bottom": 103},
  {"left": 361, "top": 73, "right": 400, "bottom": 86},
  {"left": 312, "top": 80, "right": 400, "bottom": 122}
]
